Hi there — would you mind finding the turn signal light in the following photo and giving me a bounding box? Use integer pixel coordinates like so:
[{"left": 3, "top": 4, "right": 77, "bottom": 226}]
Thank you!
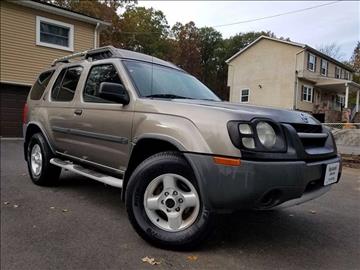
[{"left": 213, "top": 156, "right": 241, "bottom": 166}]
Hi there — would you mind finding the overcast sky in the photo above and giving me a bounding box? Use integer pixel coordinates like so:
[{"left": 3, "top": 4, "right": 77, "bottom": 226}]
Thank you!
[{"left": 138, "top": 1, "right": 359, "bottom": 60}]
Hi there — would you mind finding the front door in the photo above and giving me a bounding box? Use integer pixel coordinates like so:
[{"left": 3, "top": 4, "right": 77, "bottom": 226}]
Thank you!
[{"left": 70, "top": 61, "right": 133, "bottom": 171}]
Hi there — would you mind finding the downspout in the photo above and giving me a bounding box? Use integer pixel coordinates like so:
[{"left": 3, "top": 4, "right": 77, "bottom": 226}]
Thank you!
[
  {"left": 94, "top": 22, "right": 100, "bottom": 49},
  {"left": 294, "top": 49, "right": 305, "bottom": 110}
]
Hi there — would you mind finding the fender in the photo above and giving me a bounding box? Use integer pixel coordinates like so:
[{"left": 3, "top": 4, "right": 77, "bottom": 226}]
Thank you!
[{"left": 24, "top": 121, "right": 56, "bottom": 159}]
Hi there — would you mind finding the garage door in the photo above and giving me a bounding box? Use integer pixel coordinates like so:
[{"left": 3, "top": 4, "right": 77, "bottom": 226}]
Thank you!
[{"left": 0, "top": 83, "right": 31, "bottom": 137}]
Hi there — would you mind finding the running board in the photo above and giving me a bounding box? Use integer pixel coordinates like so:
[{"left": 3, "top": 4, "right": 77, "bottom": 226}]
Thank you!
[{"left": 50, "top": 158, "right": 123, "bottom": 188}]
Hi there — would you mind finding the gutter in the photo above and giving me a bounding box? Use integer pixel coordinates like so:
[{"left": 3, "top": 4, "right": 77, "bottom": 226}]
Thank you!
[{"left": 94, "top": 22, "right": 100, "bottom": 49}]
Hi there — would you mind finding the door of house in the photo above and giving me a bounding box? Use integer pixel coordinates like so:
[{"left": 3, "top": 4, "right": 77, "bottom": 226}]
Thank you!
[{"left": 312, "top": 113, "right": 325, "bottom": 123}]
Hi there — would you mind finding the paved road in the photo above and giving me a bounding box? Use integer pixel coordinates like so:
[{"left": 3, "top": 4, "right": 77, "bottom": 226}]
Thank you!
[{"left": 1, "top": 140, "right": 359, "bottom": 270}]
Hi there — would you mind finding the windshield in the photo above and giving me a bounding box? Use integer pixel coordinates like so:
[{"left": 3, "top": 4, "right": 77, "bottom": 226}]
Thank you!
[{"left": 123, "top": 60, "right": 220, "bottom": 101}]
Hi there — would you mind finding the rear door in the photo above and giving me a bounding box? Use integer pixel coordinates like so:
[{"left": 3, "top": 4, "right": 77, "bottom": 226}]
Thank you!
[
  {"left": 46, "top": 65, "right": 84, "bottom": 154},
  {"left": 70, "top": 60, "right": 134, "bottom": 171}
]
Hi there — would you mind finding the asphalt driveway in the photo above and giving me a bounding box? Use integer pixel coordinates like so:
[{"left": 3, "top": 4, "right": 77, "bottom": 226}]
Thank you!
[{"left": 1, "top": 140, "right": 359, "bottom": 270}]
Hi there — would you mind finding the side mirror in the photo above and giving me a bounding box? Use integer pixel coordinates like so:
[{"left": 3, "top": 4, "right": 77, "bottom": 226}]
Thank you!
[{"left": 98, "top": 82, "right": 130, "bottom": 105}]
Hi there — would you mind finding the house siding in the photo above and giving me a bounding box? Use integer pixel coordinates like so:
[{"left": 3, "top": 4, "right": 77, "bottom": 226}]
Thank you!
[
  {"left": 228, "top": 39, "right": 301, "bottom": 109},
  {"left": 0, "top": 1, "right": 96, "bottom": 85},
  {"left": 296, "top": 80, "right": 315, "bottom": 112}
]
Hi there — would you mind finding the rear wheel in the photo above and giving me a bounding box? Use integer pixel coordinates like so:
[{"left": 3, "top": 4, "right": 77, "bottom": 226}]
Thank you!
[
  {"left": 26, "top": 133, "right": 61, "bottom": 186},
  {"left": 126, "top": 151, "right": 213, "bottom": 249}
]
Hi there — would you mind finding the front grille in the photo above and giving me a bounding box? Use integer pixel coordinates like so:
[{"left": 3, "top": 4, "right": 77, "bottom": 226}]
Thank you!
[
  {"left": 284, "top": 123, "right": 331, "bottom": 155},
  {"left": 289, "top": 123, "right": 322, "bottom": 133}
]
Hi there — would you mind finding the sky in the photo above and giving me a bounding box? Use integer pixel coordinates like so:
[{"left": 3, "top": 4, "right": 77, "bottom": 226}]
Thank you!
[{"left": 137, "top": 1, "right": 359, "bottom": 60}]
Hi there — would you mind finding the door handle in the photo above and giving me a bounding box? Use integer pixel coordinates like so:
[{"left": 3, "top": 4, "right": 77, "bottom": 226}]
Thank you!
[{"left": 74, "top": 109, "right": 83, "bottom": 116}]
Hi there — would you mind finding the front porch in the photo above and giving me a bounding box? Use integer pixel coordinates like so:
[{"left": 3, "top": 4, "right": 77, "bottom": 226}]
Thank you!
[{"left": 312, "top": 79, "right": 360, "bottom": 123}]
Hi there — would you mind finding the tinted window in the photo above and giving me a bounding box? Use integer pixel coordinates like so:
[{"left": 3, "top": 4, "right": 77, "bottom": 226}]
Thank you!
[
  {"left": 51, "top": 66, "right": 83, "bottom": 102},
  {"left": 30, "top": 70, "right": 54, "bottom": 100},
  {"left": 123, "top": 60, "right": 220, "bottom": 101},
  {"left": 83, "top": 64, "right": 122, "bottom": 103}
]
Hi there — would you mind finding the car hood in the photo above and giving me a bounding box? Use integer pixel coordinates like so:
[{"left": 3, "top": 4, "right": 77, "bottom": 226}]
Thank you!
[{"left": 170, "top": 99, "right": 320, "bottom": 125}]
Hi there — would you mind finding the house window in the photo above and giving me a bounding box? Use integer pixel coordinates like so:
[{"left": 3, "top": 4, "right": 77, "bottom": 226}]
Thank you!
[
  {"left": 36, "top": 16, "right": 74, "bottom": 51},
  {"left": 336, "top": 95, "right": 345, "bottom": 108},
  {"left": 335, "top": 67, "right": 341, "bottom": 79},
  {"left": 343, "top": 70, "right": 350, "bottom": 80},
  {"left": 320, "top": 59, "right": 328, "bottom": 76},
  {"left": 240, "top": 89, "right": 250, "bottom": 103},
  {"left": 302, "top": 85, "right": 313, "bottom": 103},
  {"left": 307, "top": 53, "right": 316, "bottom": 72}
]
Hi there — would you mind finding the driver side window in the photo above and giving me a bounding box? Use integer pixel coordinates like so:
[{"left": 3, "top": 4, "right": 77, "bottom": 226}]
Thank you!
[{"left": 83, "top": 64, "right": 123, "bottom": 103}]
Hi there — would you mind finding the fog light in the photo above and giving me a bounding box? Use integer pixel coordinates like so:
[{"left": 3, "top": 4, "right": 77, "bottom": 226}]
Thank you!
[
  {"left": 242, "top": 137, "right": 255, "bottom": 149},
  {"left": 239, "top": 124, "right": 252, "bottom": 134}
]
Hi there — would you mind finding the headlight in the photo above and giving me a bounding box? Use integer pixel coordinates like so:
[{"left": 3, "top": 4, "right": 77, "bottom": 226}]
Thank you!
[
  {"left": 227, "top": 119, "right": 286, "bottom": 153},
  {"left": 256, "top": 121, "right": 276, "bottom": 148}
]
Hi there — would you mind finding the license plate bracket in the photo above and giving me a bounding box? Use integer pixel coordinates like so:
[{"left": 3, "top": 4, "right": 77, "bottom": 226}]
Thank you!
[{"left": 323, "top": 162, "right": 340, "bottom": 186}]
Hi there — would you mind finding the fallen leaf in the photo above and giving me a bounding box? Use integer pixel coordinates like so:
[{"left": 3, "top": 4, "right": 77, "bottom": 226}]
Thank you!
[
  {"left": 62, "top": 209, "right": 69, "bottom": 213},
  {"left": 13, "top": 204, "right": 19, "bottom": 208},
  {"left": 50, "top": 207, "right": 55, "bottom": 210},
  {"left": 4, "top": 202, "right": 10, "bottom": 205},
  {"left": 141, "top": 256, "right": 161, "bottom": 265},
  {"left": 187, "top": 255, "right": 198, "bottom": 261},
  {"left": 309, "top": 210, "right": 316, "bottom": 214}
]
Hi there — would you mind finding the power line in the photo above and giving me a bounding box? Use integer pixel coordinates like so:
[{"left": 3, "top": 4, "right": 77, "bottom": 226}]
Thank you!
[{"left": 211, "top": 1, "right": 342, "bottom": 28}]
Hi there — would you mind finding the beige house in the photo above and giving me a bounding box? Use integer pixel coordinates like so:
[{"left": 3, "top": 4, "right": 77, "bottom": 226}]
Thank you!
[
  {"left": 226, "top": 36, "right": 360, "bottom": 123},
  {"left": 0, "top": 0, "right": 109, "bottom": 137}
]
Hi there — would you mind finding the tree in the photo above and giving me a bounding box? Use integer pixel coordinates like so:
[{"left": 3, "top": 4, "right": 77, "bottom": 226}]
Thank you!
[
  {"left": 117, "top": 6, "right": 170, "bottom": 58},
  {"left": 317, "top": 43, "right": 344, "bottom": 61},
  {"left": 350, "top": 42, "right": 360, "bottom": 73},
  {"left": 198, "top": 27, "right": 223, "bottom": 81},
  {"left": 350, "top": 41, "right": 360, "bottom": 84},
  {"left": 171, "top": 22, "right": 202, "bottom": 78}
]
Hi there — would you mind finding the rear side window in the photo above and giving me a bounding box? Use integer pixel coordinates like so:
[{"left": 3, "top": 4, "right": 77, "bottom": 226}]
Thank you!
[
  {"left": 83, "top": 64, "right": 122, "bottom": 103},
  {"left": 51, "top": 66, "right": 83, "bottom": 102},
  {"left": 30, "top": 70, "right": 54, "bottom": 100}
]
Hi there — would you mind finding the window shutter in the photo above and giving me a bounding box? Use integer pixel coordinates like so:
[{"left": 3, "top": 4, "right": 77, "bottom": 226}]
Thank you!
[
  {"left": 312, "top": 88, "right": 314, "bottom": 103},
  {"left": 314, "top": 57, "right": 317, "bottom": 72},
  {"left": 320, "top": 59, "right": 322, "bottom": 73},
  {"left": 326, "top": 62, "right": 329, "bottom": 76},
  {"left": 301, "top": 85, "right": 304, "bottom": 101},
  {"left": 307, "top": 53, "right": 310, "bottom": 69}
]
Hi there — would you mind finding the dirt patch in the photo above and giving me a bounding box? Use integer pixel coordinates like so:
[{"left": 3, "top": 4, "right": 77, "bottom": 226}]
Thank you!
[{"left": 341, "top": 154, "right": 360, "bottom": 169}]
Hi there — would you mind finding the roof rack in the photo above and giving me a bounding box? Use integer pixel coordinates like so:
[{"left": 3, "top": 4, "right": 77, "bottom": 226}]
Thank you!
[{"left": 51, "top": 46, "right": 118, "bottom": 66}]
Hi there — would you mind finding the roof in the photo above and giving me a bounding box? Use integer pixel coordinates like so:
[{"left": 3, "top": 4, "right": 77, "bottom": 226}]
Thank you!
[
  {"left": 52, "top": 46, "right": 183, "bottom": 71},
  {"left": 9, "top": 0, "right": 110, "bottom": 26},
  {"left": 226, "top": 36, "right": 354, "bottom": 72}
]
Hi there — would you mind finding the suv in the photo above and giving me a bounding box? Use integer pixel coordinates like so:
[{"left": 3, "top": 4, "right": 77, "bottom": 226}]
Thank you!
[{"left": 24, "top": 46, "right": 341, "bottom": 249}]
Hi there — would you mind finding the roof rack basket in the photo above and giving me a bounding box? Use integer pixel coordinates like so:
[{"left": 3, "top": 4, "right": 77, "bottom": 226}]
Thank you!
[{"left": 51, "top": 46, "right": 118, "bottom": 66}]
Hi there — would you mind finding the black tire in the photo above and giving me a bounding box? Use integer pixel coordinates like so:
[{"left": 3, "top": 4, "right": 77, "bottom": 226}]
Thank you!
[
  {"left": 26, "top": 133, "right": 61, "bottom": 186},
  {"left": 125, "top": 151, "right": 213, "bottom": 250}
]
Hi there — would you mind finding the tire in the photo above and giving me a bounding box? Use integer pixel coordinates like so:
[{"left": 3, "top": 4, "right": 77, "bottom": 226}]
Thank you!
[
  {"left": 26, "top": 133, "right": 61, "bottom": 186},
  {"left": 125, "top": 151, "right": 213, "bottom": 250}
]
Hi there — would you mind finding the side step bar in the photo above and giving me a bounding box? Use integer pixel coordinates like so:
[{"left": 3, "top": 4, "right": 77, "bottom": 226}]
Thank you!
[{"left": 50, "top": 158, "right": 123, "bottom": 188}]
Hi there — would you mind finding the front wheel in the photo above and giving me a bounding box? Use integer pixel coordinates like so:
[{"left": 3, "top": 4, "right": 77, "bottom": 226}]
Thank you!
[
  {"left": 26, "top": 133, "right": 61, "bottom": 186},
  {"left": 125, "top": 152, "right": 213, "bottom": 249}
]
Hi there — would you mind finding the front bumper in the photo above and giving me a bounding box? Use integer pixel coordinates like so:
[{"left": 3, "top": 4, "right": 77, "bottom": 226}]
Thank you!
[{"left": 185, "top": 153, "right": 341, "bottom": 211}]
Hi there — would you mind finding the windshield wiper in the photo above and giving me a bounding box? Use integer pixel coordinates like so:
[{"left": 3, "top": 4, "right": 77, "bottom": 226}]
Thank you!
[{"left": 145, "top": 94, "right": 193, "bottom": 99}]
